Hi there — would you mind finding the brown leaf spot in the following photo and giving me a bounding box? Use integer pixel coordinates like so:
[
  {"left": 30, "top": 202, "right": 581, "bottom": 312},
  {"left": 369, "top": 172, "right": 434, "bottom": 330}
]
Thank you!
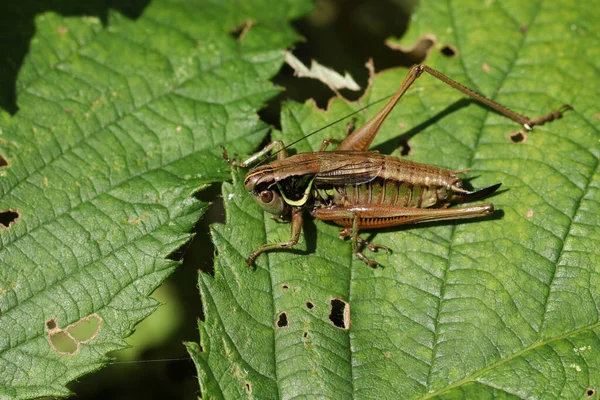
[
  {"left": 482, "top": 63, "right": 491, "bottom": 73},
  {"left": 329, "top": 298, "right": 350, "bottom": 330},
  {"left": 46, "top": 318, "right": 58, "bottom": 330},
  {"left": 520, "top": 25, "right": 528, "bottom": 34},
  {"left": 57, "top": 26, "right": 69, "bottom": 35},
  {"left": 593, "top": 113, "right": 600, "bottom": 121},
  {"left": 526, "top": 209, "right": 534, "bottom": 218},
  {"left": 0, "top": 154, "right": 7, "bottom": 168}
]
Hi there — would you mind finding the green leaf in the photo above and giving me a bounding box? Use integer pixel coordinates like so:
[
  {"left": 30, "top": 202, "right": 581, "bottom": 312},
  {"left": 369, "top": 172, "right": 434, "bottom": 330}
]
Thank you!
[
  {"left": 0, "top": 0, "right": 312, "bottom": 398},
  {"left": 196, "top": 0, "right": 600, "bottom": 398}
]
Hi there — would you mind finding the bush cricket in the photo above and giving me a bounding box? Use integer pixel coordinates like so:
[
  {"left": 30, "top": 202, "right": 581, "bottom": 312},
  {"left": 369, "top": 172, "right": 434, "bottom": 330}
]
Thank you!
[{"left": 224, "top": 64, "right": 570, "bottom": 268}]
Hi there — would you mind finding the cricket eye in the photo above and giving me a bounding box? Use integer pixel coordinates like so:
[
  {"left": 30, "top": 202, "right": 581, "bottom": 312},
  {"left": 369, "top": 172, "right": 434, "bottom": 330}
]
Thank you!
[
  {"left": 256, "top": 190, "right": 285, "bottom": 215},
  {"left": 260, "top": 190, "right": 274, "bottom": 203}
]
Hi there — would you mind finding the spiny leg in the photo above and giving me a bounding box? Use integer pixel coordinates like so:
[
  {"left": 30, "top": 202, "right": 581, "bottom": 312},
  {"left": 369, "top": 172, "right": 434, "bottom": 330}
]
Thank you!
[
  {"left": 247, "top": 208, "right": 303, "bottom": 268},
  {"left": 336, "top": 64, "right": 571, "bottom": 152},
  {"left": 419, "top": 65, "right": 571, "bottom": 130},
  {"left": 315, "top": 202, "right": 496, "bottom": 266}
]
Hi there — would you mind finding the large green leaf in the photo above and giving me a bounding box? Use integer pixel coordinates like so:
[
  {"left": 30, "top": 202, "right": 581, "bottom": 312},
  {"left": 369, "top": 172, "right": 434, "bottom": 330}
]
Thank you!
[
  {"left": 0, "top": 0, "right": 312, "bottom": 398},
  {"left": 193, "top": 0, "right": 600, "bottom": 398}
]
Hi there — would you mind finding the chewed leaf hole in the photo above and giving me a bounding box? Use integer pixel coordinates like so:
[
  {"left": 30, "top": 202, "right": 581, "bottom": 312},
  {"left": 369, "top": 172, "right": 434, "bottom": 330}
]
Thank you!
[
  {"left": 586, "top": 388, "right": 595, "bottom": 398},
  {"left": 440, "top": 44, "right": 458, "bottom": 57},
  {"left": 398, "top": 138, "right": 411, "bottom": 156},
  {"left": 46, "top": 318, "right": 57, "bottom": 330},
  {"left": 281, "top": 284, "right": 289, "bottom": 290},
  {"left": 0, "top": 209, "right": 19, "bottom": 228},
  {"left": 67, "top": 314, "right": 102, "bottom": 343},
  {"left": 509, "top": 131, "right": 527, "bottom": 143},
  {"left": 276, "top": 312, "right": 288, "bottom": 328},
  {"left": 245, "top": 382, "right": 252, "bottom": 394},
  {"left": 49, "top": 331, "right": 79, "bottom": 355},
  {"left": 329, "top": 298, "right": 350, "bottom": 330},
  {"left": 306, "top": 301, "right": 314, "bottom": 310},
  {"left": 0, "top": 154, "right": 7, "bottom": 168},
  {"left": 46, "top": 314, "right": 102, "bottom": 355}
]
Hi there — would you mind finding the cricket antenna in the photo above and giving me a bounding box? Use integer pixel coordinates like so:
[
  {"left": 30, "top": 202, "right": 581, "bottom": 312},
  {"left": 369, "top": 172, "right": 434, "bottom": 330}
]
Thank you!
[{"left": 255, "top": 93, "right": 394, "bottom": 166}]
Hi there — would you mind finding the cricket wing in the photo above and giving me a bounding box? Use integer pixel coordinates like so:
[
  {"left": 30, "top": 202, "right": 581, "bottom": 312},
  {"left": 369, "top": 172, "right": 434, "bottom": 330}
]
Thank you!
[{"left": 314, "top": 151, "right": 383, "bottom": 186}]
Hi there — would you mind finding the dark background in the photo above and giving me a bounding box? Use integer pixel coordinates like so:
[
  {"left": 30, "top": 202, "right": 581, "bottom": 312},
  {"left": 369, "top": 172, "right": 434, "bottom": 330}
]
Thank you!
[{"left": 0, "top": 0, "right": 424, "bottom": 397}]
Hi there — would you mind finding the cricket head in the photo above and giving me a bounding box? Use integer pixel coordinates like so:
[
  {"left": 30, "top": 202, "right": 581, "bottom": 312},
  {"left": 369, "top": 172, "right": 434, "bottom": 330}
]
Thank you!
[{"left": 244, "top": 164, "right": 287, "bottom": 216}]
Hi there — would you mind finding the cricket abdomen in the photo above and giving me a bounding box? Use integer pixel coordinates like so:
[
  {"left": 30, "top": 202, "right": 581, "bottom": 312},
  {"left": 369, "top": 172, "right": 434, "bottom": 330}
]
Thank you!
[
  {"left": 314, "top": 177, "right": 452, "bottom": 209},
  {"left": 313, "top": 156, "right": 460, "bottom": 209}
]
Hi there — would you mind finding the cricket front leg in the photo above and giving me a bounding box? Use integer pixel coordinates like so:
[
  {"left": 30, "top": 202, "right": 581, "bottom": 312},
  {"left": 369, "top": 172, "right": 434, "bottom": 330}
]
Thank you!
[
  {"left": 247, "top": 208, "right": 303, "bottom": 268},
  {"left": 313, "top": 202, "right": 495, "bottom": 267}
]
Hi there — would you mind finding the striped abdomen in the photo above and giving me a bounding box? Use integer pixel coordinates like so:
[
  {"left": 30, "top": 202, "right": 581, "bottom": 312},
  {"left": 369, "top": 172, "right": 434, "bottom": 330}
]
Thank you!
[{"left": 313, "top": 177, "right": 454, "bottom": 209}]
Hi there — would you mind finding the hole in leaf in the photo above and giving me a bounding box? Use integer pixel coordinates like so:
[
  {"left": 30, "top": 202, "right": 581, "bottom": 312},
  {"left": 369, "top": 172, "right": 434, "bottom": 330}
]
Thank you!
[
  {"left": 245, "top": 382, "right": 252, "bottom": 394},
  {"left": 303, "top": 331, "right": 308, "bottom": 339},
  {"left": 0, "top": 209, "right": 19, "bottom": 228},
  {"left": 306, "top": 301, "right": 314, "bottom": 310},
  {"left": 281, "top": 284, "right": 289, "bottom": 290},
  {"left": 587, "top": 388, "right": 595, "bottom": 398},
  {"left": 329, "top": 298, "right": 350, "bottom": 330},
  {"left": 276, "top": 312, "right": 288, "bottom": 328},
  {"left": 46, "top": 318, "right": 57, "bottom": 330},
  {"left": 509, "top": 131, "right": 527, "bottom": 143},
  {"left": 46, "top": 314, "right": 102, "bottom": 355},
  {"left": 230, "top": 20, "right": 255, "bottom": 40},
  {"left": 440, "top": 44, "right": 457, "bottom": 57},
  {"left": 48, "top": 331, "right": 78, "bottom": 355},
  {"left": 0, "top": 154, "right": 7, "bottom": 168},
  {"left": 398, "top": 138, "right": 411, "bottom": 156},
  {"left": 66, "top": 314, "right": 102, "bottom": 343}
]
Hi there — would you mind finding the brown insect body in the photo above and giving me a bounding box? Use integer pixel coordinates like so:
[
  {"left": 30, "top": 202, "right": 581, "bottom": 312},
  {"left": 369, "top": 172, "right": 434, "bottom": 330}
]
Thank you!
[{"left": 231, "top": 64, "right": 569, "bottom": 267}]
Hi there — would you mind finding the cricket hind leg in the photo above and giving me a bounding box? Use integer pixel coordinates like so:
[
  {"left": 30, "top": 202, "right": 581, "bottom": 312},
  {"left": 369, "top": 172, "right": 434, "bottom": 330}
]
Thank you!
[
  {"left": 314, "top": 202, "right": 496, "bottom": 267},
  {"left": 336, "top": 64, "right": 571, "bottom": 153}
]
